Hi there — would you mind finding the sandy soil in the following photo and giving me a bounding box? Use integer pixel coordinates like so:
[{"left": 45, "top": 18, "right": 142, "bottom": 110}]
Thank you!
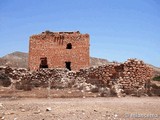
[{"left": 0, "top": 97, "right": 160, "bottom": 120}]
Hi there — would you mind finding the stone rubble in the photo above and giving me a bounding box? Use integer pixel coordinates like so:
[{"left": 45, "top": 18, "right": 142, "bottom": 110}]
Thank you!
[
  {"left": 0, "top": 112, "right": 4, "bottom": 120},
  {"left": 78, "top": 59, "right": 153, "bottom": 96},
  {"left": 0, "top": 59, "right": 153, "bottom": 96},
  {"left": 46, "top": 107, "right": 52, "bottom": 111}
]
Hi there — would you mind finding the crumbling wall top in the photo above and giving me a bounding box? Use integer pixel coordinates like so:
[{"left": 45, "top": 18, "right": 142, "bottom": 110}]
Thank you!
[{"left": 30, "top": 30, "right": 89, "bottom": 40}]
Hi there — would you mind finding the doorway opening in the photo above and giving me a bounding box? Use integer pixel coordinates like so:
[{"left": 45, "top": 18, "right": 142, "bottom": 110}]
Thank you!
[
  {"left": 39, "top": 57, "right": 48, "bottom": 68},
  {"left": 65, "top": 62, "right": 71, "bottom": 71}
]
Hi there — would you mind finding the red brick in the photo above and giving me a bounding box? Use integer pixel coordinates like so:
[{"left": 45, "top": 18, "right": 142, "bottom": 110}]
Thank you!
[{"left": 28, "top": 31, "right": 90, "bottom": 71}]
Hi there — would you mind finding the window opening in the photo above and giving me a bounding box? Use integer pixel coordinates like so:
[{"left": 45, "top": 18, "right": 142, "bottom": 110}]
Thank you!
[{"left": 66, "top": 43, "right": 72, "bottom": 49}]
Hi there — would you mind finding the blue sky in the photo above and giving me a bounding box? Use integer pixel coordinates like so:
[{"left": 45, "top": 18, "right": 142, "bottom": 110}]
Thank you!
[{"left": 0, "top": 0, "right": 160, "bottom": 67}]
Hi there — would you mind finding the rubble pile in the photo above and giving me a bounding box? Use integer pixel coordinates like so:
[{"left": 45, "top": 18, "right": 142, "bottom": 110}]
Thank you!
[
  {"left": 120, "top": 59, "right": 153, "bottom": 94},
  {"left": 0, "top": 73, "right": 11, "bottom": 87},
  {"left": 0, "top": 59, "right": 153, "bottom": 96},
  {"left": 77, "top": 59, "right": 153, "bottom": 95},
  {"left": 78, "top": 64, "right": 118, "bottom": 86}
]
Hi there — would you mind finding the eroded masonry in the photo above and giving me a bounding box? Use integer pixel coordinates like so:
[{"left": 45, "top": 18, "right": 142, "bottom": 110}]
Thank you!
[
  {"left": 0, "top": 59, "right": 154, "bottom": 96},
  {"left": 28, "top": 31, "right": 90, "bottom": 71}
]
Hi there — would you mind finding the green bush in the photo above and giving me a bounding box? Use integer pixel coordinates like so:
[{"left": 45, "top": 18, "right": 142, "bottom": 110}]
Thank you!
[{"left": 153, "top": 76, "right": 160, "bottom": 81}]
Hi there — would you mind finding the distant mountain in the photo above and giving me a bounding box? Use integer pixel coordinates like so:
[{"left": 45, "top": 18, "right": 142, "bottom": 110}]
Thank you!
[
  {"left": 0, "top": 51, "right": 28, "bottom": 68},
  {"left": 0, "top": 51, "right": 159, "bottom": 77},
  {"left": 90, "top": 57, "right": 109, "bottom": 66},
  {"left": 147, "top": 64, "right": 160, "bottom": 77}
]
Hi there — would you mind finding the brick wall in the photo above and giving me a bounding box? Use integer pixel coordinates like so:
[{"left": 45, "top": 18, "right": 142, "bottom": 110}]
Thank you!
[{"left": 28, "top": 31, "right": 90, "bottom": 71}]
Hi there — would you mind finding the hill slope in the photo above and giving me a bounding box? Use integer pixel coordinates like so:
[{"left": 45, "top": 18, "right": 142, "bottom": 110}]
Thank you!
[
  {"left": 0, "top": 51, "right": 28, "bottom": 68},
  {"left": 90, "top": 57, "right": 109, "bottom": 66}
]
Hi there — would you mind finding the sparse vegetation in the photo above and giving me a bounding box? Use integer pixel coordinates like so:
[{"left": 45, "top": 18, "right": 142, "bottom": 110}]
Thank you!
[
  {"left": 153, "top": 76, "right": 160, "bottom": 81},
  {"left": 0, "top": 73, "right": 11, "bottom": 87}
]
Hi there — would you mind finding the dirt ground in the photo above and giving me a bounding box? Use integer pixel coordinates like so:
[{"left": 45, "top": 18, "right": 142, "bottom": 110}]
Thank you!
[
  {"left": 0, "top": 97, "right": 160, "bottom": 120},
  {"left": 0, "top": 87, "right": 98, "bottom": 98}
]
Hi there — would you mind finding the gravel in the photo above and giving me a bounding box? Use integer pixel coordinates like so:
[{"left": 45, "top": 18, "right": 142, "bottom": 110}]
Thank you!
[{"left": 0, "top": 97, "right": 160, "bottom": 120}]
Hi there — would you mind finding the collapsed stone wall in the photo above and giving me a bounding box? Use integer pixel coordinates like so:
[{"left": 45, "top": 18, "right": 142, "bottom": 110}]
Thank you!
[
  {"left": 0, "top": 59, "right": 153, "bottom": 96},
  {"left": 78, "top": 59, "right": 153, "bottom": 94},
  {"left": 0, "top": 67, "right": 76, "bottom": 90}
]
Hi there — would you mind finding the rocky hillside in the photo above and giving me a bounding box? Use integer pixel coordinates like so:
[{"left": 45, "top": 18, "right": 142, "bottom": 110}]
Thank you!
[
  {"left": 90, "top": 57, "right": 109, "bottom": 66},
  {"left": 0, "top": 51, "right": 28, "bottom": 68},
  {"left": 147, "top": 64, "right": 160, "bottom": 77}
]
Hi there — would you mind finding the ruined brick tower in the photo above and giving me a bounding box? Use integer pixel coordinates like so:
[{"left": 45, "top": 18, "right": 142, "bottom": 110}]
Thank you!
[{"left": 28, "top": 31, "right": 90, "bottom": 71}]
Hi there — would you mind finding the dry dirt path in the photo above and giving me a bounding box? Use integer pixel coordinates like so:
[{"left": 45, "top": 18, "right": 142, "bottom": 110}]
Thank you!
[{"left": 0, "top": 97, "right": 160, "bottom": 120}]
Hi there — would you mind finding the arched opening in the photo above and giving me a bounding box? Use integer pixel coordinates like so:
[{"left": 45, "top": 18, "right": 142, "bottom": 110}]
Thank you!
[
  {"left": 65, "top": 62, "right": 71, "bottom": 71},
  {"left": 66, "top": 43, "right": 72, "bottom": 49},
  {"left": 39, "top": 57, "right": 48, "bottom": 68}
]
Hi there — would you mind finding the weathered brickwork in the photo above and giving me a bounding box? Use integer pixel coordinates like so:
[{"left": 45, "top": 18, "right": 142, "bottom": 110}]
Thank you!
[{"left": 28, "top": 31, "right": 90, "bottom": 71}]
